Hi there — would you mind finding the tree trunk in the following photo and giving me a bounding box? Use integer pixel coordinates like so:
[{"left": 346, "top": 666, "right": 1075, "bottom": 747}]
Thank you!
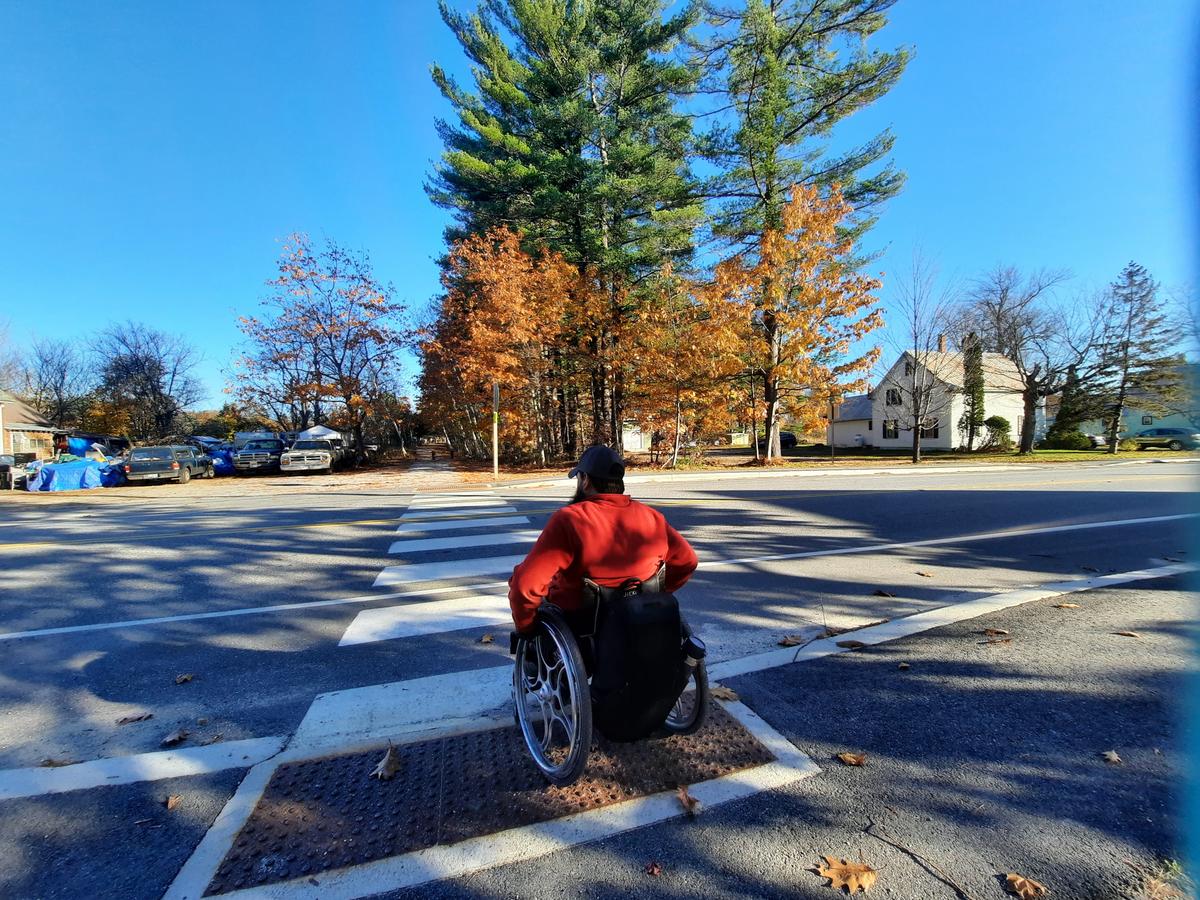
[
  {"left": 750, "top": 374, "right": 760, "bottom": 462},
  {"left": 1019, "top": 388, "right": 1038, "bottom": 454},
  {"left": 1105, "top": 380, "right": 1128, "bottom": 454},
  {"left": 911, "top": 422, "right": 921, "bottom": 464},
  {"left": 670, "top": 392, "right": 682, "bottom": 468}
]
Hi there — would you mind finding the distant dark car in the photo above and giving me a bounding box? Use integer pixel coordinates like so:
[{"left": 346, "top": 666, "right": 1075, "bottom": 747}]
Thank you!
[
  {"left": 756, "top": 431, "right": 798, "bottom": 451},
  {"left": 124, "top": 445, "right": 213, "bottom": 484},
  {"left": 1127, "top": 427, "right": 1200, "bottom": 451},
  {"left": 233, "top": 439, "right": 285, "bottom": 474}
]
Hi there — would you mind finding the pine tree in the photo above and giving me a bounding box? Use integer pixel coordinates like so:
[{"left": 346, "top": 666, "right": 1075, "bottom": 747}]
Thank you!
[
  {"left": 958, "top": 332, "right": 985, "bottom": 450},
  {"left": 1044, "top": 364, "right": 1102, "bottom": 444},
  {"left": 701, "top": 0, "right": 909, "bottom": 457},
  {"left": 1097, "top": 262, "right": 1184, "bottom": 454},
  {"left": 428, "top": 0, "right": 702, "bottom": 448}
]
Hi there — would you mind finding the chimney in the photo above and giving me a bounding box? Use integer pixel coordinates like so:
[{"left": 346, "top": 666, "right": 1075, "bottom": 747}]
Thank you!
[{"left": 937, "top": 333, "right": 947, "bottom": 353}]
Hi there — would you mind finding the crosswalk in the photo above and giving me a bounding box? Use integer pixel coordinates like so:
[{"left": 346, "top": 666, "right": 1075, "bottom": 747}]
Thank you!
[{"left": 346, "top": 489, "right": 539, "bottom": 642}]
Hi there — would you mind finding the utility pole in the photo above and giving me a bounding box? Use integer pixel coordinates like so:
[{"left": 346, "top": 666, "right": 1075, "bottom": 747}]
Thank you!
[
  {"left": 828, "top": 395, "right": 835, "bottom": 462},
  {"left": 492, "top": 380, "right": 499, "bottom": 480}
]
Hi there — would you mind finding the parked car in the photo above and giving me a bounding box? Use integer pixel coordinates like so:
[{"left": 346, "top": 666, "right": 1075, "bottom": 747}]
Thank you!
[
  {"left": 1085, "top": 433, "right": 1107, "bottom": 448},
  {"left": 756, "top": 431, "right": 798, "bottom": 451},
  {"left": 233, "top": 438, "right": 286, "bottom": 474},
  {"left": 1126, "top": 427, "right": 1200, "bottom": 451},
  {"left": 123, "top": 445, "right": 213, "bottom": 484},
  {"left": 280, "top": 439, "right": 336, "bottom": 475}
]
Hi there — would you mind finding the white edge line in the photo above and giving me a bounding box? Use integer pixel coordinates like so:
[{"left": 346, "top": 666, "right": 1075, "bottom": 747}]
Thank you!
[
  {"left": 197, "top": 700, "right": 819, "bottom": 900},
  {"left": 708, "top": 562, "right": 1198, "bottom": 682},
  {"left": 0, "top": 736, "right": 286, "bottom": 801},
  {"left": 163, "top": 755, "right": 284, "bottom": 900},
  {"left": 0, "top": 581, "right": 512, "bottom": 642},
  {"left": 4, "top": 513, "right": 1194, "bottom": 643}
]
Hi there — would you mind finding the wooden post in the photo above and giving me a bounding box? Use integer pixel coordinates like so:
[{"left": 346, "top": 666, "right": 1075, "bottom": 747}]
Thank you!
[
  {"left": 492, "top": 380, "right": 499, "bottom": 479},
  {"left": 829, "top": 396, "right": 835, "bottom": 462}
]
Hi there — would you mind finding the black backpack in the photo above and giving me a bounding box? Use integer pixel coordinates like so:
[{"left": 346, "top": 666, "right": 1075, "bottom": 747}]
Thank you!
[{"left": 585, "top": 570, "right": 688, "bottom": 742}]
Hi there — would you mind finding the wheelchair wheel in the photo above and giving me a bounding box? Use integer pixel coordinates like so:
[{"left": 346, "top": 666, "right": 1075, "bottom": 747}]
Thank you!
[
  {"left": 660, "top": 657, "right": 709, "bottom": 736},
  {"left": 513, "top": 607, "right": 592, "bottom": 785}
]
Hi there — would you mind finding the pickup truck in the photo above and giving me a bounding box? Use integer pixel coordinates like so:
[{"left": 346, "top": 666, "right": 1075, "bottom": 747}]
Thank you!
[
  {"left": 233, "top": 439, "right": 285, "bottom": 474},
  {"left": 124, "top": 445, "right": 213, "bottom": 484},
  {"left": 280, "top": 439, "right": 336, "bottom": 475}
]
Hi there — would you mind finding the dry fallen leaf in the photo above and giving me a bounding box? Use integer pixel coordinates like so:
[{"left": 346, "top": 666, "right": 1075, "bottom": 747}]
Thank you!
[
  {"left": 710, "top": 685, "right": 739, "bottom": 702},
  {"left": 200, "top": 733, "right": 225, "bottom": 746},
  {"left": 1113, "top": 631, "right": 1141, "bottom": 638},
  {"left": 164, "top": 795, "right": 182, "bottom": 810},
  {"left": 174, "top": 673, "right": 194, "bottom": 685},
  {"left": 645, "top": 861, "right": 663, "bottom": 877},
  {"left": 836, "top": 640, "right": 867, "bottom": 649},
  {"left": 479, "top": 633, "right": 494, "bottom": 644},
  {"left": 1005, "top": 872, "right": 1049, "bottom": 898},
  {"left": 1052, "top": 603, "right": 1081, "bottom": 609},
  {"left": 978, "top": 637, "right": 1013, "bottom": 646},
  {"left": 161, "top": 729, "right": 188, "bottom": 747},
  {"left": 812, "top": 856, "right": 878, "bottom": 893},
  {"left": 871, "top": 589, "right": 896, "bottom": 597},
  {"left": 1101, "top": 750, "right": 1123, "bottom": 765},
  {"left": 677, "top": 785, "right": 700, "bottom": 816},
  {"left": 836, "top": 752, "right": 867, "bottom": 767},
  {"left": 778, "top": 635, "right": 806, "bottom": 647},
  {"left": 371, "top": 743, "right": 401, "bottom": 780},
  {"left": 974, "top": 628, "right": 1010, "bottom": 637},
  {"left": 897, "top": 662, "right": 911, "bottom": 670},
  {"left": 116, "top": 712, "right": 153, "bottom": 726},
  {"left": 915, "top": 571, "right": 933, "bottom": 577},
  {"left": 39, "top": 757, "right": 77, "bottom": 768}
]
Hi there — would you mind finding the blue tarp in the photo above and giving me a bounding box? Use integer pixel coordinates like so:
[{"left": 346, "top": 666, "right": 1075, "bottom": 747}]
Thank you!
[
  {"left": 211, "top": 448, "right": 235, "bottom": 475},
  {"left": 25, "top": 458, "right": 124, "bottom": 491},
  {"left": 66, "top": 437, "right": 92, "bottom": 456}
]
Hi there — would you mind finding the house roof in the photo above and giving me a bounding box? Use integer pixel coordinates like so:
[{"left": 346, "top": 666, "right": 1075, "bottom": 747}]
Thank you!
[
  {"left": 834, "top": 394, "right": 872, "bottom": 421},
  {"left": 909, "top": 351, "right": 1025, "bottom": 392},
  {"left": 0, "top": 390, "right": 57, "bottom": 431}
]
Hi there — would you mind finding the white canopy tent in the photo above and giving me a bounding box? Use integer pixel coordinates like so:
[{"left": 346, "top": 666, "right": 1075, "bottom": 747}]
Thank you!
[{"left": 296, "top": 425, "right": 343, "bottom": 442}]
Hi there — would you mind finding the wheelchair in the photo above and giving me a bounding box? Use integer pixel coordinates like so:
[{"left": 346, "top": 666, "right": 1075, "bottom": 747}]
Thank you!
[{"left": 510, "top": 567, "right": 709, "bottom": 786}]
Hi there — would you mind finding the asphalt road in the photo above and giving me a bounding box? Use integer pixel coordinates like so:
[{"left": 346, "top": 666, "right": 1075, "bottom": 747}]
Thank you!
[{"left": 0, "top": 458, "right": 1195, "bottom": 898}]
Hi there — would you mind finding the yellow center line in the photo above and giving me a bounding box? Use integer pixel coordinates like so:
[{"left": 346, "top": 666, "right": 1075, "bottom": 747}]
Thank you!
[{"left": 0, "top": 472, "right": 1187, "bottom": 551}]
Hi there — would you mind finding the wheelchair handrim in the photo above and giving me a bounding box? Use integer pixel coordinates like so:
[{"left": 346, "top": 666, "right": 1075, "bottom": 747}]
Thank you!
[{"left": 513, "top": 624, "right": 587, "bottom": 780}]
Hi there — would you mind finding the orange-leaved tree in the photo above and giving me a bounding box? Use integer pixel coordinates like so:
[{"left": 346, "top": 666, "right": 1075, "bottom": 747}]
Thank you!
[
  {"left": 235, "top": 234, "right": 410, "bottom": 460},
  {"left": 713, "top": 184, "right": 884, "bottom": 459},
  {"left": 626, "top": 266, "right": 747, "bottom": 467},
  {"left": 420, "top": 227, "right": 582, "bottom": 463}
]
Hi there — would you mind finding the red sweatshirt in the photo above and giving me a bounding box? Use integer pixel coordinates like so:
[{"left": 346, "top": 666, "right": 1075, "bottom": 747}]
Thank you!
[{"left": 507, "top": 493, "right": 699, "bottom": 632}]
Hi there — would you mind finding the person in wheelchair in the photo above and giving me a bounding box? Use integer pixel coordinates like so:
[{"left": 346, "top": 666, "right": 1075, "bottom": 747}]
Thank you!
[{"left": 508, "top": 445, "right": 708, "bottom": 785}]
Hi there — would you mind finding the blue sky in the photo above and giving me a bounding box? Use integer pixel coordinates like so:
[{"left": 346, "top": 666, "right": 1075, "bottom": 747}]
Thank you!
[{"left": 0, "top": 1, "right": 1195, "bottom": 407}]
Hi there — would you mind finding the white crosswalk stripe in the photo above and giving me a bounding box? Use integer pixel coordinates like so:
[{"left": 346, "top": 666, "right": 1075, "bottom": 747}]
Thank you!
[
  {"left": 396, "top": 515, "right": 530, "bottom": 533},
  {"left": 388, "top": 531, "right": 540, "bottom": 555},
  {"left": 372, "top": 555, "right": 526, "bottom": 588},
  {"left": 339, "top": 594, "right": 511, "bottom": 645},
  {"left": 400, "top": 506, "right": 520, "bottom": 521}
]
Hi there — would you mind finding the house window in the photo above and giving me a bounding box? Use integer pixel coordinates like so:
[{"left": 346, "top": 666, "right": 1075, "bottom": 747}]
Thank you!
[
  {"left": 920, "top": 423, "right": 939, "bottom": 439},
  {"left": 1142, "top": 415, "right": 1153, "bottom": 426},
  {"left": 885, "top": 388, "right": 901, "bottom": 406},
  {"left": 883, "top": 420, "right": 898, "bottom": 439},
  {"left": 904, "top": 362, "right": 913, "bottom": 376},
  {"left": 868, "top": 420, "right": 873, "bottom": 431}
]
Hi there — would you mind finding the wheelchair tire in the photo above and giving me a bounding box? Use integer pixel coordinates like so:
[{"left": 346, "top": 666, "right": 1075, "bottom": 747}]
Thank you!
[
  {"left": 513, "top": 606, "right": 593, "bottom": 786},
  {"left": 659, "top": 657, "right": 709, "bottom": 736}
]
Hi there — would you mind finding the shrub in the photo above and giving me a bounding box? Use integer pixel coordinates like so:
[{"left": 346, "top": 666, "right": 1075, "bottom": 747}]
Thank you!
[
  {"left": 981, "top": 415, "right": 1013, "bottom": 451},
  {"left": 1118, "top": 438, "right": 1138, "bottom": 452},
  {"left": 1042, "top": 430, "right": 1093, "bottom": 451}
]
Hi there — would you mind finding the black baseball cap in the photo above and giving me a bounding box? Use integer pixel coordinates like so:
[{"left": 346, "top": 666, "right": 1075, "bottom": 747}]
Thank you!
[{"left": 568, "top": 445, "right": 625, "bottom": 480}]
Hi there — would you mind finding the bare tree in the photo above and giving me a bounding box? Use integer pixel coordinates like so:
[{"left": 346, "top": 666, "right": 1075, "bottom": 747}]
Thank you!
[
  {"left": 960, "top": 266, "right": 1094, "bottom": 454},
  {"left": 18, "top": 337, "right": 94, "bottom": 428},
  {"left": 93, "top": 322, "right": 205, "bottom": 441},
  {"left": 0, "top": 320, "right": 21, "bottom": 390},
  {"left": 874, "top": 254, "right": 961, "bottom": 463}
]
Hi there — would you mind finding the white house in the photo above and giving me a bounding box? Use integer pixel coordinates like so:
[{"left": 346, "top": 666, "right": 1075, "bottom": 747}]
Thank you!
[{"left": 830, "top": 350, "right": 1027, "bottom": 450}]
